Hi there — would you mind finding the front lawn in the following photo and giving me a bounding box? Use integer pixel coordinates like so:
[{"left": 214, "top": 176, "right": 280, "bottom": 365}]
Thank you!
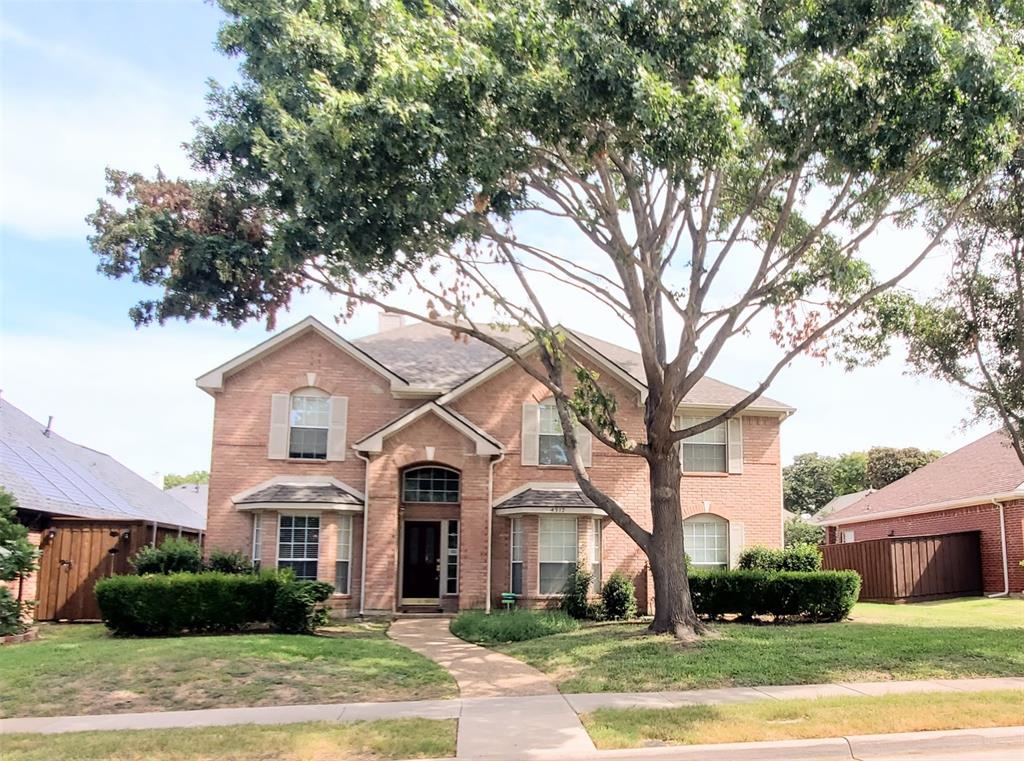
[
  {"left": 0, "top": 620, "right": 456, "bottom": 718},
  {"left": 583, "top": 690, "right": 1024, "bottom": 748},
  {"left": 2, "top": 718, "right": 456, "bottom": 761},
  {"left": 495, "top": 598, "right": 1024, "bottom": 693}
]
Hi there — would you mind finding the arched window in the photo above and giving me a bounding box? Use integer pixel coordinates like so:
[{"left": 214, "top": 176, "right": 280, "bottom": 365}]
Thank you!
[
  {"left": 402, "top": 466, "right": 460, "bottom": 503},
  {"left": 683, "top": 513, "right": 729, "bottom": 570},
  {"left": 288, "top": 387, "right": 330, "bottom": 460}
]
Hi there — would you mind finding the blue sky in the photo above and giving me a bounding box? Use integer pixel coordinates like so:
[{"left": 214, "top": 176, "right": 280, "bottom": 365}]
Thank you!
[{"left": 0, "top": 0, "right": 988, "bottom": 483}]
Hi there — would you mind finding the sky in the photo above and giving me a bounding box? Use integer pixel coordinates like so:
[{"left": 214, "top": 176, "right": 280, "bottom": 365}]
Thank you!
[{"left": 0, "top": 0, "right": 990, "bottom": 485}]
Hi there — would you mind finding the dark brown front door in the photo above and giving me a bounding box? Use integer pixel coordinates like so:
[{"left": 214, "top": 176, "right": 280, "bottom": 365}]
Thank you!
[{"left": 402, "top": 521, "right": 440, "bottom": 601}]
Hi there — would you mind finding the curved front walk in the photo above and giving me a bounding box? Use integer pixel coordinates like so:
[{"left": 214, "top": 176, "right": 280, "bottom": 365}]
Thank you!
[{"left": 387, "top": 617, "right": 596, "bottom": 758}]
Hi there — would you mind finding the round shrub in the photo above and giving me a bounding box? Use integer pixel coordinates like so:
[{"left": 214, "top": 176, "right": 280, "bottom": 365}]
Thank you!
[
  {"left": 559, "top": 564, "right": 593, "bottom": 619},
  {"left": 130, "top": 537, "right": 203, "bottom": 575},
  {"left": 738, "top": 544, "right": 822, "bottom": 572},
  {"left": 271, "top": 580, "right": 334, "bottom": 634},
  {"left": 601, "top": 571, "right": 637, "bottom": 620},
  {"left": 206, "top": 548, "right": 254, "bottom": 574}
]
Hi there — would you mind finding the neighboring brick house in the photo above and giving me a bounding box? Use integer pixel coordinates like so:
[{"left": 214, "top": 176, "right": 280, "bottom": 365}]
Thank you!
[
  {"left": 200, "top": 315, "right": 793, "bottom": 615},
  {"left": 820, "top": 430, "right": 1024, "bottom": 595}
]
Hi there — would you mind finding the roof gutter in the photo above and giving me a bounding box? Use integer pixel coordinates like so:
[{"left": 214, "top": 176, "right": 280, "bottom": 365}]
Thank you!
[
  {"left": 486, "top": 452, "right": 505, "bottom": 614},
  {"left": 987, "top": 498, "right": 1010, "bottom": 598}
]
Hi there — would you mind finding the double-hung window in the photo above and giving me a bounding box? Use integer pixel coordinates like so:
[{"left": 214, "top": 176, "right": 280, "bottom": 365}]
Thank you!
[
  {"left": 538, "top": 399, "right": 569, "bottom": 466},
  {"left": 335, "top": 515, "right": 352, "bottom": 594},
  {"left": 589, "top": 518, "right": 602, "bottom": 592},
  {"left": 251, "top": 513, "right": 262, "bottom": 570},
  {"left": 539, "top": 516, "right": 578, "bottom": 594},
  {"left": 679, "top": 416, "right": 728, "bottom": 473},
  {"left": 510, "top": 518, "right": 524, "bottom": 595},
  {"left": 278, "top": 514, "right": 320, "bottom": 580},
  {"left": 289, "top": 394, "right": 330, "bottom": 459},
  {"left": 683, "top": 514, "right": 729, "bottom": 569}
]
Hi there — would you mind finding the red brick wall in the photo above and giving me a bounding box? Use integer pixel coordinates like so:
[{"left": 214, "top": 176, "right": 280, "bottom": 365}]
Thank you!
[
  {"left": 827, "top": 499, "right": 1024, "bottom": 594},
  {"left": 206, "top": 330, "right": 786, "bottom": 613},
  {"left": 2, "top": 530, "right": 40, "bottom": 620}
]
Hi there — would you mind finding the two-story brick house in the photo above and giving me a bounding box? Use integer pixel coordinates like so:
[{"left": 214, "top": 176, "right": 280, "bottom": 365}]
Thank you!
[{"left": 200, "top": 315, "right": 793, "bottom": 615}]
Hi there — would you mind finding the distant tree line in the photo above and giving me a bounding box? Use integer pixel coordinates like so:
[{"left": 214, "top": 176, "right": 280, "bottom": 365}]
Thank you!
[{"left": 163, "top": 471, "right": 209, "bottom": 490}]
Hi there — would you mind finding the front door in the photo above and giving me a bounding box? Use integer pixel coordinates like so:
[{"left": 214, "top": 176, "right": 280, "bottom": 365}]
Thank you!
[{"left": 402, "top": 521, "right": 441, "bottom": 602}]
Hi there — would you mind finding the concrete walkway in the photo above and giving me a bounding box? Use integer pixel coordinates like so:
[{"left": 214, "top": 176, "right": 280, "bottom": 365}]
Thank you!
[{"left": 387, "top": 617, "right": 593, "bottom": 758}]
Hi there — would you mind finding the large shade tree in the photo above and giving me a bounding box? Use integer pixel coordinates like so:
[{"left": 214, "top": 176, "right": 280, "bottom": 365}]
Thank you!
[{"left": 88, "top": 0, "right": 1024, "bottom": 637}]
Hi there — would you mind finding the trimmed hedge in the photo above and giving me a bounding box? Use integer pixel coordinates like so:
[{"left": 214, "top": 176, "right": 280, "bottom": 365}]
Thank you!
[
  {"left": 690, "top": 569, "right": 860, "bottom": 622},
  {"left": 737, "top": 544, "right": 822, "bottom": 572},
  {"left": 94, "top": 571, "right": 332, "bottom": 636}
]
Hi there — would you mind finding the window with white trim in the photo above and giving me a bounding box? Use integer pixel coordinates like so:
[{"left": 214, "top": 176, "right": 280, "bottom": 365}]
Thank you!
[
  {"left": 683, "top": 514, "right": 729, "bottom": 569},
  {"left": 840, "top": 530, "right": 855, "bottom": 544},
  {"left": 679, "top": 416, "right": 728, "bottom": 473},
  {"left": 335, "top": 515, "right": 353, "bottom": 594},
  {"left": 539, "top": 515, "right": 578, "bottom": 594},
  {"left": 510, "top": 518, "right": 524, "bottom": 595},
  {"left": 278, "top": 514, "right": 320, "bottom": 580},
  {"left": 251, "top": 513, "right": 262, "bottom": 570},
  {"left": 589, "top": 518, "right": 602, "bottom": 592},
  {"left": 539, "top": 399, "right": 569, "bottom": 466},
  {"left": 289, "top": 391, "right": 330, "bottom": 459},
  {"left": 445, "top": 520, "right": 459, "bottom": 594}
]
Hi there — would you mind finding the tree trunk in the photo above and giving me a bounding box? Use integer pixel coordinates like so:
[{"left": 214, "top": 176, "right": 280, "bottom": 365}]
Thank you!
[{"left": 646, "top": 452, "right": 705, "bottom": 639}]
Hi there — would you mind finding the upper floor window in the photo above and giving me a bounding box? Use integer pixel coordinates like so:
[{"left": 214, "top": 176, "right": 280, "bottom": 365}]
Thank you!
[
  {"left": 539, "top": 399, "right": 568, "bottom": 466},
  {"left": 289, "top": 390, "right": 330, "bottom": 460},
  {"left": 402, "top": 466, "right": 460, "bottom": 503},
  {"left": 679, "top": 416, "right": 728, "bottom": 473}
]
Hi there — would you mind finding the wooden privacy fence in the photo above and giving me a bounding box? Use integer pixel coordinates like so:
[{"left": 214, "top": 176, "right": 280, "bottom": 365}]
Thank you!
[{"left": 820, "top": 531, "right": 982, "bottom": 603}]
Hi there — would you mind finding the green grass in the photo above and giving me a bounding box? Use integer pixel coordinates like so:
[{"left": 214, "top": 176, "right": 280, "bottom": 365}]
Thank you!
[
  {"left": 451, "top": 609, "right": 580, "bottom": 643},
  {"left": 497, "top": 598, "right": 1024, "bottom": 693},
  {"left": 0, "top": 620, "right": 456, "bottom": 718},
  {"left": 583, "top": 690, "right": 1024, "bottom": 748},
  {"left": 2, "top": 718, "right": 456, "bottom": 761}
]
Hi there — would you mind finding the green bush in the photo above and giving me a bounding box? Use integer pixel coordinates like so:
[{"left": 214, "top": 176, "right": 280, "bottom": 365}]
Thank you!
[
  {"left": 271, "top": 580, "right": 334, "bottom": 634},
  {"left": 0, "top": 587, "right": 30, "bottom": 636},
  {"left": 451, "top": 609, "right": 580, "bottom": 643},
  {"left": 689, "top": 569, "right": 860, "bottom": 622},
  {"left": 784, "top": 518, "right": 826, "bottom": 548},
  {"left": 206, "top": 548, "right": 254, "bottom": 574},
  {"left": 94, "top": 571, "right": 333, "bottom": 636},
  {"left": 559, "top": 564, "right": 593, "bottom": 619},
  {"left": 601, "top": 571, "right": 637, "bottom": 620},
  {"left": 130, "top": 537, "right": 203, "bottom": 575},
  {"left": 738, "top": 544, "right": 822, "bottom": 572}
]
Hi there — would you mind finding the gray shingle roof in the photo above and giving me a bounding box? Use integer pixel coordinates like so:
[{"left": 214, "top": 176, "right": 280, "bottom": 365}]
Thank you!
[
  {"left": 236, "top": 482, "right": 363, "bottom": 505},
  {"left": 0, "top": 400, "right": 205, "bottom": 530},
  {"left": 495, "top": 488, "right": 596, "bottom": 510},
  {"left": 354, "top": 320, "right": 792, "bottom": 411},
  {"left": 165, "top": 483, "right": 209, "bottom": 520}
]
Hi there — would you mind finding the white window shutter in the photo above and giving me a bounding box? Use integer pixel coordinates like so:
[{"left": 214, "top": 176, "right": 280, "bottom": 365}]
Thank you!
[
  {"left": 268, "top": 394, "right": 290, "bottom": 459},
  {"left": 728, "top": 521, "right": 745, "bottom": 569},
  {"left": 326, "top": 396, "right": 348, "bottom": 461},
  {"left": 675, "top": 416, "right": 686, "bottom": 469},
  {"left": 574, "top": 420, "right": 593, "bottom": 468},
  {"left": 727, "top": 417, "right": 744, "bottom": 474},
  {"left": 521, "top": 403, "right": 539, "bottom": 466}
]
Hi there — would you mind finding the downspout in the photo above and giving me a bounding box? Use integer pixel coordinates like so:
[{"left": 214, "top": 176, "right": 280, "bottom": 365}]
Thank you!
[
  {"left": 486, "top": 452, "right": 505, "bottom": 614},
  {"left": 987, "top": 499, "right": 1009, "bottom": 598},
  {"left": 356, "top": 450, "right": 371, "bottom": 616}
]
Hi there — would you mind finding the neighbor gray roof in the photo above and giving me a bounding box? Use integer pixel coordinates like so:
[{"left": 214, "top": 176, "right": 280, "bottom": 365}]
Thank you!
[
  {"left": 495, "top": 488, "right": 597, "bottom": 510},
  {"left": 809, "top": 489, "right": 873, "bottom": 524},
  {"left": 0, "top": 400, "right": 205, "bottom": 530},
  {"left": 354, "top": 320, "right": 792, "bottom": 412},
  {"left": 236, "top": 482, "right": 363, "bottom": 505},
  {"left": 165, "top": 483, "right": 209, "bottom": 520}
]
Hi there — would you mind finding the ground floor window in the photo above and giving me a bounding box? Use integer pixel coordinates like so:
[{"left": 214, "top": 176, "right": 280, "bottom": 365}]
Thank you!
[
  {"left": 445, "top": 520, "right": 459, "bottom": 595},
  {"left": 589, "top": 518, "right": 602, "bottom": 592},
  {"left": 510, "top": 517, "right": 524, "bottom": 595},
  {"left": 251, "top": 513, "right": 262, "bottom": 570},
  {"left": 840, "top": 530, "right": 855, "bottom": 544},
  {"left": 539, "top": 515, "right": 578, "bottom": 594},
  {"left": 278, "top": 514, "right": 320, "bottom": 580},
  {"left": 335, "top": 515, "right": 352, "bottom": 594},
  {"left": 683, "top": 514, "right": 728, "bottom": 570}
]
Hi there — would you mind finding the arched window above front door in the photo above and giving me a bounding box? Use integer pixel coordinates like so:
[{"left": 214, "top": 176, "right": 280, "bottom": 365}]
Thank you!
[{"left": 402, "top": 466, "right": 460, "bottom": 503}]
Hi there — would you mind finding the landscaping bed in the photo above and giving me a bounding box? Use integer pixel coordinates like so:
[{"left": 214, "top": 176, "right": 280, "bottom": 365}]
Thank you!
[
  {"left": 582, "top": 689, "right": 1024, "bottom": 748},
  {"left": 0, "top": 620, "right": 456, "bottom": 718},
  {"left": 489, "top": 598, "right": 1024, "bottom": 693},
  {"left": 2, "top": 718, "right": 457, "bottom": 761}
]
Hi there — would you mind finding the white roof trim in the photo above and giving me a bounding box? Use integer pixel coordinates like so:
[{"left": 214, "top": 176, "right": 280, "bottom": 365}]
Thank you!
[
  {"left": 230, "top": 475, "right": 366, "bottom": 505},
  {"left": 435, "top": 330, "right": 648, "bottom": 407},
  {"left": 197, "top": 316, "right": 409, "bottom": 395},
  {"left": 820, "top": 489, "right": 1024, "bottom": 527},
  {"left": 495, "top": 506, "right": 606, "bottom": 517},
  {"left": 494, "top": 481, "right": 582, "bottom": 506},
  {"left": 353, "top": 402, "right": 503, "bottom": 456},
  {"left": 677, "top": 403, "right": 795, "bottom": 418},
  {"left": 236, "top": 502, "right": 363, "bottom": 514}
]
